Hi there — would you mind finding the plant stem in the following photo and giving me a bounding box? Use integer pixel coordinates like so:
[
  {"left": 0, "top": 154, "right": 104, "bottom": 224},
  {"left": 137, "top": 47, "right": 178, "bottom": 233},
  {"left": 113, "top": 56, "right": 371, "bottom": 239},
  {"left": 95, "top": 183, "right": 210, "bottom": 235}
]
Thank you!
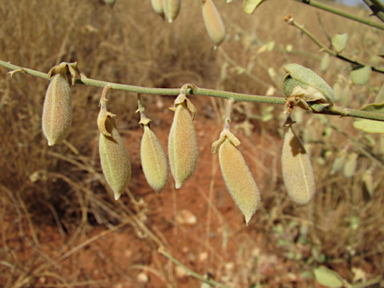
[
  {"left": 293, "top": 0, "right": 384, "bottom": 30},
  {"left": 225, "top": 99, "right": 235, "bottom": 124},
  {"left": 363, "top": 0, "right": 384, "bottom": 23},
  {"left": 284, "top": 16, "right": 384, "bottom": 74},
  {"left": 158, "top": 247, "right": 233, "bottom": 288},
  {"left": 2, "top": 60, "right": 384, "bottom": 122}
]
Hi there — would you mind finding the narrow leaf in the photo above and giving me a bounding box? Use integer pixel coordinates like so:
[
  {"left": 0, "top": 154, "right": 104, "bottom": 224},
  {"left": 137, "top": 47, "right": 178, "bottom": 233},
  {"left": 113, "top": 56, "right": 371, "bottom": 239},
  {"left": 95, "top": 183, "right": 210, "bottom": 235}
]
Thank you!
[
  {"left": 353, "top": 102, "right": 384, "bottom": 133},
  {"left": 331, "top": 33, "right": 348, "bottom": 53},
  {"left": 313, "top": 266, "right": 344, "bottom": 288}
]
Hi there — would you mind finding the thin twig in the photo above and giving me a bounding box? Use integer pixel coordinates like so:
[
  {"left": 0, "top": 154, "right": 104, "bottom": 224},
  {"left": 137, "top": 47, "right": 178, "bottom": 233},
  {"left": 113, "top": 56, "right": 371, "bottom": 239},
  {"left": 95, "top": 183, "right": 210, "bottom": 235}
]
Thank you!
[
  {"left": 2, "top": 60, "right": 384, "bottom": 122},
  {"left": 293, "top": 0, "right": 384, "bottom": 30},
  {"left": 362, "top": 0, "right": 384, "bottom": 23},
  {"left": 284, "top": 15, "right": 384, "bottom": 74}
]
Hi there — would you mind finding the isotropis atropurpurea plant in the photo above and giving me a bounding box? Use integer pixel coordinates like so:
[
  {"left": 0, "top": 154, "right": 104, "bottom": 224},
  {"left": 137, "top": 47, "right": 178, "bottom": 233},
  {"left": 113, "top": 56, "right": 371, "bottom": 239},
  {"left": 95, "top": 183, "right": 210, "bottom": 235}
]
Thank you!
[{"left": 1, "top": 0, "right": 384, "bottom": 287}]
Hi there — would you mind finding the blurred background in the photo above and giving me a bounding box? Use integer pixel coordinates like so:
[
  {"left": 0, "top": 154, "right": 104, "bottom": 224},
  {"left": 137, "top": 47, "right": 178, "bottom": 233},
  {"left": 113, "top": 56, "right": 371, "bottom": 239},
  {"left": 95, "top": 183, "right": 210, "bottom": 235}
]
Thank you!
[{"left": 0, "top": 0, "right": 383, "bottom": 287}]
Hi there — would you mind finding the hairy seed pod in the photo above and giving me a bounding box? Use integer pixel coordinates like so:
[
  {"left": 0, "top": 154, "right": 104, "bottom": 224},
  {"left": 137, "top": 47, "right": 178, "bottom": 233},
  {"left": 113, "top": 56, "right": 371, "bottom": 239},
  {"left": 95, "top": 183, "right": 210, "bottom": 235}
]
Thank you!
[
  {"left": 282, "top": 125, "right": 315, "bottom": 205},
  {"left": 219, "top": 138, "right": 261, "bottom": 225},
  {"left": 99, "top": 116, "right": 131, "bottom": 200},
  {"left": 163, "top": 0, "right": 180, "bottom": 23},
  {"left": 151, "top": 0, "right": 164, "bottom": 17},
  {"left": 202, "top": 0, "right": 226, "bottom": 49},
  {"left": 42, "top": 72, "right": 72, "bottom": 146},
  {"left": 168, "top": 102, "right": 198, "bottom": 189},
  {"left": 141, "top": 125, "right": 169, "bottom": 193}
]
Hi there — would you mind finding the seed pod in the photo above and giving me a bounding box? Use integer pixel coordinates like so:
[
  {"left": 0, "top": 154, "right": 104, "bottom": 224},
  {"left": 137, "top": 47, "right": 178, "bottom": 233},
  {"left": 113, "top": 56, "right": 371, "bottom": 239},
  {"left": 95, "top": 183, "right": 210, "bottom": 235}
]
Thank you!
[
  {"left": 163, "top": 0, "right": 180, "bottom": 23},
  {"left": 42, "top": 72, "right": 72, "bottom": 146},
  {"left": 282, "top": 123, "right": 315, "bottom": 205},
  {"left": 218, "top": 136, "right": 261, "bottom": 225},
  {"left": 99, "top": 115, "right": 131, "bottom": 200},
  {"left": 151, "top": 0, "right": 164, "bottom": 17},
  {"left": 141, "top": 125, "right": 169, "bottom": 193},
  {"left": 202, "top": 0, "right": 226, "bottom": 49},
  {"left": 168, "top": 98, "right": 198, "bottom": 189},
  {"left": 330, "top": 150, "right": 347, "bottom": 175},
  {"left": 343, "top": 152, "right": 358, "bottom": 178}
]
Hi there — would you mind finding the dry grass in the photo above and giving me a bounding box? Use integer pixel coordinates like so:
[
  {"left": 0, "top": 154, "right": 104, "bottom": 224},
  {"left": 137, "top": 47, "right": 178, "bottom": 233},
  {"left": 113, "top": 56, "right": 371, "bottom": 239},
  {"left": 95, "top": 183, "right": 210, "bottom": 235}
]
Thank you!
[{"left": 0, "top": 0, "right": 384, "bottom": 287}]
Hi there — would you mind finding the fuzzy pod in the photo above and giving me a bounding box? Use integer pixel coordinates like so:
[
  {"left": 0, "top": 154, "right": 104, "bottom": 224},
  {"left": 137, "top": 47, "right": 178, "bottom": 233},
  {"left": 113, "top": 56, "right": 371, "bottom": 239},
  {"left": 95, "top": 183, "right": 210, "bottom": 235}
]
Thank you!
[
  {"left": 282, "top": 125, "right": 315, "bottom": 205},
  {"left": 42, "top": 73, "right": 73, "bottom": 146},
  {"left": 218, "top": 138, "right": 261, "bottom": 225},
  {"left": 99, "top": 116, "right": 131, "bottom": 200},
  {"left": 202, "top": 0, "right": 226, "bottom": 48},
  {"left": 163, "top": 0, "right": 180, "bottom": 23},
  {"left": 141, "top": 125, "right": 169, "bottom": 193},
  {"left": 168, "top": 102, "right": 198, "bottom": 189},
  {"left": 151, "top": 0, "right": 164, "bottom": 17}
]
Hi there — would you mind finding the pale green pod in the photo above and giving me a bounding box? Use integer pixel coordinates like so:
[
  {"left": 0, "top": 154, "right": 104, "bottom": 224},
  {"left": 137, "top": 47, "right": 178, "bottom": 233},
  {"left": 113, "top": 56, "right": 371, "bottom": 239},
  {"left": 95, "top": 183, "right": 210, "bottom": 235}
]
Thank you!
[
  {"left": 219, "top": 138, "right": 261, "bottom": 225},
  {"left": 168, "top": 102, "right": 198, "bottom": 189},
  {"left": 99, "top": 117, "right": 131, "bottom": 200},
  {"left": 42, "top": 73, "right": 72, "bottom": 146},
  {"left": 282, "top": 125, "right": 315, "bottom": 205},
  {"left": 343, "top": 152, "right": 358, "bottom": 178},
  {"left": 283, "top": 64, "right": 334, "bottom": 112},
  {"left": 202, "top": 0, "right": 226, "bottom": 49},
  {"left": 151, "top": 0, "right": 164, "bottom": 17},
  {"left": 333, "top": 82, "right": 342, "bottom": 102},
  {"left": 341, "top": 84, "right": 352, "bottom": 107},
  {"left": 330, "top": 150, "right": 347, "bottom": 175},
  {"left": 163, "top": 0, "right": 180, "bottom": 23},
  {"left": 141, "top": 125, "right": 169, "bottom": 193}
]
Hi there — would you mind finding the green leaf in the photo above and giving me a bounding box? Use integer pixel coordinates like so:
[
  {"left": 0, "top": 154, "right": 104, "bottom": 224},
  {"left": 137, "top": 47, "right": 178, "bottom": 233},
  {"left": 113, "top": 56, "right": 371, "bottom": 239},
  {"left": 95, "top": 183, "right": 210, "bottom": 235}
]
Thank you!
[
  {"left": 331, "top": 33, "right": 348, "bottom": 53},
  {"left": 243, "top": 0, "right": 267, "bottom": 14},
  {"left": 353, "top": 102, "right": 384, "bottom": 133},
  {"left": 283, "top": 63, "right": 334, "bottom": 104},
  {"left": 313, "top": 266, "right": 344, "bottom": 288},
  {"left": 350, "top": 65, "right": 371, "bottom": 85}
]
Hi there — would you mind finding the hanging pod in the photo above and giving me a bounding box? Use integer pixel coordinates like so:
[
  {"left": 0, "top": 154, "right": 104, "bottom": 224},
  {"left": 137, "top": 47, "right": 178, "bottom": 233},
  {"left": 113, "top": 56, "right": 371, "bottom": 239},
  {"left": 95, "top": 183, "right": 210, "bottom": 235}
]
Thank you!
[
  {"left": 151, "top": 0, "right": 164, "bottom": 17},
  {"left": 212, "top": 129, "right": 261, "bottom": 225},
  {"left": 141, "top": 123, "right": 169, "bottom": 194},
  {"left": 281, "top": 118, "right": 315, "bottom": 205},
  {"left": 163, "top": 0, "right": 180, "bottom": 23},
  {"left": 168, "top": 93, "right": 198, "bottom": 189},
  {"left": 42, "top": 62, "right": 80, "bottom": 146},
  {"left": 98, "top": 91, "right": 131, "bottom": 200},
  {"left": 202, "top": 0, "right": 226, "bottom": 49}
]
